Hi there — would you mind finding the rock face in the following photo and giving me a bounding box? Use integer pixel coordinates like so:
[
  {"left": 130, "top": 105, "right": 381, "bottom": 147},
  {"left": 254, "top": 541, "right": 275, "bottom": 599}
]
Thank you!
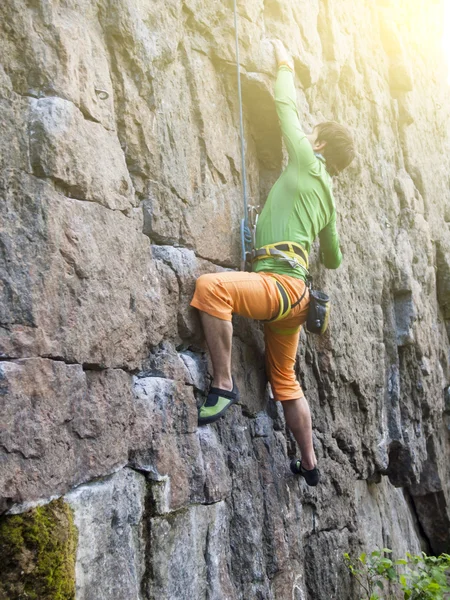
[{"left": 0, "top": 0, "right": 449, "bottom": 598}]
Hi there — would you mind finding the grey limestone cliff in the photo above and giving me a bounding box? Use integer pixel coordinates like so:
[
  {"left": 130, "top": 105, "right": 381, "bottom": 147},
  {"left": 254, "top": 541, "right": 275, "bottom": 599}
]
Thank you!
[{"left": 1, "top": 0, "right": 450, "bottom": 598}]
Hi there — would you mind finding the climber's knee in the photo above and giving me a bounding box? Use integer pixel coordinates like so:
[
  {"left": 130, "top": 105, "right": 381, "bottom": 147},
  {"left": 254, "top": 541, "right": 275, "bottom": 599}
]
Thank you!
[
  {"left": 190, "top": 273, "right": 233, "bottom": 321},
  {"left": 194, "top": 273, "right": 218, "bottom": 304}
]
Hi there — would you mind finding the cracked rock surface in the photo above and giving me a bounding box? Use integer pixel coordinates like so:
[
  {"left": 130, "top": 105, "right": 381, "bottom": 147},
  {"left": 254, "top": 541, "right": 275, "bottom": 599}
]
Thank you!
[{"left": 0, "top": 0, "right": 450, "bottom": 598}]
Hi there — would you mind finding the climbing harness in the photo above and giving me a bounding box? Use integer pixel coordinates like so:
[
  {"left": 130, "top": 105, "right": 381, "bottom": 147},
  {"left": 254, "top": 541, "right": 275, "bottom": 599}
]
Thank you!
[
  {"left": 252, "top": 241, "right": 309, "bottom": 274},
  {"left": 233, "top": 0, "right": 254, "bottom": 271}
]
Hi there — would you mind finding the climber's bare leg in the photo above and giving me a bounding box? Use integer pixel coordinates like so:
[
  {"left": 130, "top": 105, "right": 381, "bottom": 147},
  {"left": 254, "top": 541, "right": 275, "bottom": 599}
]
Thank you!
[
  {"left": 199, "top": 311, "right": 233, "bottom": 391},
  {"left": 282, "top": 397, "right": 317, "bottom": 470}
]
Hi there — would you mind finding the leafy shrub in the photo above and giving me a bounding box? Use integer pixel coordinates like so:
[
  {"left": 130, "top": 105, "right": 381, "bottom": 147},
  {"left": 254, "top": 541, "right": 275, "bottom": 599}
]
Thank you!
[{"left": 344, "top": 548, "right": 450, "bottom": 600}]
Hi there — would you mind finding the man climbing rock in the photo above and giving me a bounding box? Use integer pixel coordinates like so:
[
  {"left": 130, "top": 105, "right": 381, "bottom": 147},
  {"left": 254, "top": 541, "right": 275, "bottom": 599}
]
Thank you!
[{"left": 190, "top": 41, "right": 355, "bottom": 486}]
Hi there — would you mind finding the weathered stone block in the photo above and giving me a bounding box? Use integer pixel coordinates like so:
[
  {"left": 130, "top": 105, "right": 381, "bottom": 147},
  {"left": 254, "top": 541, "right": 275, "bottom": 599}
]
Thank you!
[
  {"left": 29, "top": 97, "right": 134, "bottom": 211},
  {"left": 0, "top": 171, "right": 167, "bottom": 368},
  {"left": 139, "top": 341, "right": 190, "bottom": 382},
  {"left": 151, "top": 245, "right": 225, "bottom": 342},
  {"left": 197, "top": 426, "right": 232, "bottom": 504},
  {"left": 1, "top": 0, "right": 450, "bottom": 596},
  {"left": 393, "top": 291, "right": 416, "bottom": 347},
  {"left": 0, "top": 0, "right": 116, "bottom": 130},
  {"left": 65, "top": 468, "right": 146, "bottom": 600},
  {"left": 436, "top": 240, "right": 450, "bottom": 321},
  {"left": 142, "top": 182, "right": 185, "bottom": 245},
  {"left": 354, "top": 478, "right": 422, "bottom": 558},
  {"left": 179, "top": 350, "right": 209, "bottom": 391},
  {"left": 0, "top": 72, "right": 30, "bottom": 174},
  {"left": 0, "top": 359, "right": 132, "bottom": 510},
  {"left": 130, "top": 376, "right": 204, "bottom": 511},
  {"left": 146, "top": 502, "right": 236, "bottom": 600}
]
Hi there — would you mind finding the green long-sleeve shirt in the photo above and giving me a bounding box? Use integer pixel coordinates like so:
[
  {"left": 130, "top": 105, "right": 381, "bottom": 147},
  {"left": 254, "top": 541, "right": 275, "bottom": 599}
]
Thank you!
[{"left": 253, "top": 66, "right": 342, "bottom": 281}]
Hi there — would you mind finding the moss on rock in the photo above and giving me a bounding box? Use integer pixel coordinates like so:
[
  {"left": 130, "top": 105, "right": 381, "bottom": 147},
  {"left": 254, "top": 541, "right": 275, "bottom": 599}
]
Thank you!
[{"left": 0, "top": 498, "right": 78, "bottom": 600}]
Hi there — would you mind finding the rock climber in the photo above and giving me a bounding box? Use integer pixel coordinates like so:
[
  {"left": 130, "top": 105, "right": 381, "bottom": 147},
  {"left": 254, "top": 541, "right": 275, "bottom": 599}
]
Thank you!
[{"left": 190, "top": 41, "right": 355, "bottom": 486}]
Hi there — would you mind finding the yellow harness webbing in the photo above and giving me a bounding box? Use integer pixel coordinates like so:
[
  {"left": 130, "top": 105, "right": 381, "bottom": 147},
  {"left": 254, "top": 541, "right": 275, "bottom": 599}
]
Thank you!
[
  {"left": 252, "top": 241, "right": 309, "bottom": 272},
  {"left": 269, "top": 280, "right": 291, "bottom": 323},
  {"left": 267, "top": 277, "right": 308, "bottom": 323}
]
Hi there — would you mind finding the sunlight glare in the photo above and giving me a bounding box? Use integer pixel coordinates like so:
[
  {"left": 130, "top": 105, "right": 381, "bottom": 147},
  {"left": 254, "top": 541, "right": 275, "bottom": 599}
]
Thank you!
[{"left": 444, "top": 0, "right": 450, "bottom": 83}]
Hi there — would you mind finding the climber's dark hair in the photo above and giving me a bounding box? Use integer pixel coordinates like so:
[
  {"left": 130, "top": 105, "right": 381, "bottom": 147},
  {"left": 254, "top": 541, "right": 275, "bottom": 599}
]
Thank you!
[{"left": 316, "top": 121, "right": 355, "bottom": 176}]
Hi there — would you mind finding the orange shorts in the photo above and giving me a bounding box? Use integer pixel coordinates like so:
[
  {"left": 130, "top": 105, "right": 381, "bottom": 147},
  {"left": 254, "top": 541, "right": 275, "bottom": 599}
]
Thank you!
[{"left": 190, "top": 271, "right": 310, "bottom": 401}]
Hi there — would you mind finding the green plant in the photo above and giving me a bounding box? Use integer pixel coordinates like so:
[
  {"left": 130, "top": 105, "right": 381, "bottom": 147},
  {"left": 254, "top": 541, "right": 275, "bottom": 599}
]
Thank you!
[
  {"left": 0, "top": 498, "right": 78, "bottom": 600},
  {"left": 400, "top": 553, "right": 450, "bottom": 600},
  {"left": 344, "top": 549, "right": 450, "bottom": 600}
]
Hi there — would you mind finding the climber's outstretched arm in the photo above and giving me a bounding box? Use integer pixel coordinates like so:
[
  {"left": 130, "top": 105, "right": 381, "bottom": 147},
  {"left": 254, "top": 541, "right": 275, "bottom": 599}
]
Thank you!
[{"left": 273, "top": 42, "right": 316, "bottom": 170}]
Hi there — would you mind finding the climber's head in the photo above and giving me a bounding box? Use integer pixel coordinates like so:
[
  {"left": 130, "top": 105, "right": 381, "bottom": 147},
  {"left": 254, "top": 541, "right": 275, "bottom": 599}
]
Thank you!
[{"left": 306, "top": 122, "right": 355, "bottom": 176}]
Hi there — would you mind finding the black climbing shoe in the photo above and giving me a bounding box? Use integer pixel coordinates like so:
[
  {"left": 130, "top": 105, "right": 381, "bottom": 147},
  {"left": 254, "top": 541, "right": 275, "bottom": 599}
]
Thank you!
[
  {"left": 198, "top": 379, "right": 239, "bottom": 426},
  {"left": 290, "top": 458, "right": 321, "bottom": 487}
]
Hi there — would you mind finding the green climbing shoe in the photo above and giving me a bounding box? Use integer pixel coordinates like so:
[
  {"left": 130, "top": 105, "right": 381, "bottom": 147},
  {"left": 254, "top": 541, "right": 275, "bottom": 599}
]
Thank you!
[
  {"left": 290, "top": 458, "right": 321, "bottom": 487},
  {"left": 198, "top": 379, "right": 239, "bottom": 426}
]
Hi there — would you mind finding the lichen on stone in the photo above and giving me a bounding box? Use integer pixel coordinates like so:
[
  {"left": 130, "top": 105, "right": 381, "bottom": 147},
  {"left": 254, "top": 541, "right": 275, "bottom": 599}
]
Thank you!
[{"left": 0, "top": 498, "right": 78, "bottom": 600}]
